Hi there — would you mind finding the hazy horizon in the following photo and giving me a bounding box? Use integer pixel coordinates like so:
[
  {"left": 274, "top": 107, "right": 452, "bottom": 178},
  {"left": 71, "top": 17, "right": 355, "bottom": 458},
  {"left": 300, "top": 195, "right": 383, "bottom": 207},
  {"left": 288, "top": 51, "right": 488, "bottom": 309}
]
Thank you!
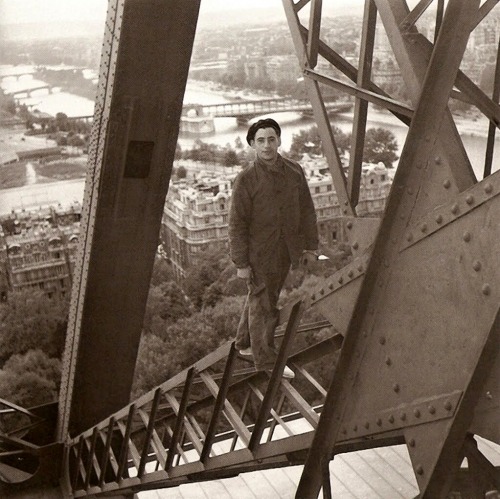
[{"left": 0, "top": 0, "right": 367, "bottom": 41}]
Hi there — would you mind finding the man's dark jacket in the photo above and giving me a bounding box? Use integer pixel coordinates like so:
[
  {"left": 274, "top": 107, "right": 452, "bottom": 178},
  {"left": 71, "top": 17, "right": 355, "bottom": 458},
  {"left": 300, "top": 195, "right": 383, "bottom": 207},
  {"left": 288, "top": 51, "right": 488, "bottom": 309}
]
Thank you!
[{"left": 229, "top": 154, "right": 318, "bottom": 273}]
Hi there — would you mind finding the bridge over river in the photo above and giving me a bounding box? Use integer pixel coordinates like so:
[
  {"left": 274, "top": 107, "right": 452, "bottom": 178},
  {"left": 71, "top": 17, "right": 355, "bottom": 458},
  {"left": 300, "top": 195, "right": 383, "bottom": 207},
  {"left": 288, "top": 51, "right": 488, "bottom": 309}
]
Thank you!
[{"left": 186, "top": 97, "right": 352, "bottom": 123}]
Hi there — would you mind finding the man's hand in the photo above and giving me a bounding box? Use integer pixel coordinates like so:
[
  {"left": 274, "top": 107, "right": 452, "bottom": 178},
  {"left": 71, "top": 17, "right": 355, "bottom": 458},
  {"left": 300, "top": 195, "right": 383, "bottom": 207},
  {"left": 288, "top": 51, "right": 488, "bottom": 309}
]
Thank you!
[{"left": 237, "top": 266, "right": 252, "bottom": 280}]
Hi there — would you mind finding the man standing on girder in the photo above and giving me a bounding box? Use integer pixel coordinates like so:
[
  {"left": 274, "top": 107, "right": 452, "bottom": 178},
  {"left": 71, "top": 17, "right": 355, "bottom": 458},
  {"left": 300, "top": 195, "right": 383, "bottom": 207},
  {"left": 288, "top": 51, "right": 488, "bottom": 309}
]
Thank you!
[{"left": 229, "top": 118, "right": 318, "bottom": 379}]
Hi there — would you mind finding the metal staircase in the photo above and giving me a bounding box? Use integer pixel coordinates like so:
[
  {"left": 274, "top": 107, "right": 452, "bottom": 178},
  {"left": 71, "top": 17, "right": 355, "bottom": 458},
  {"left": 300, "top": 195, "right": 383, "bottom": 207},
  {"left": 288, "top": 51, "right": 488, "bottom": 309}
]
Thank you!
[{"left": 65, "top": 300, "right": 346, "bottom": 497}]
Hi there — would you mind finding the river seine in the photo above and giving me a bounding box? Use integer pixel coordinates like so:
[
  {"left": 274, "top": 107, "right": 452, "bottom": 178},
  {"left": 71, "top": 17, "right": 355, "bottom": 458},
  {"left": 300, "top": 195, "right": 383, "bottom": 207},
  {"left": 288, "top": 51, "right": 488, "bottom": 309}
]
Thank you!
[{"left": 1, "top": 78, "right": 498, "bottom": 215}]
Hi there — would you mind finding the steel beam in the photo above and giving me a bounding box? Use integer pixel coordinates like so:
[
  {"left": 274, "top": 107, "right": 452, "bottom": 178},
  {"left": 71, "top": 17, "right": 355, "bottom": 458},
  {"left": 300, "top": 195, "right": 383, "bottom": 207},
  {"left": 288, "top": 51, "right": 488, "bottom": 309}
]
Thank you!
[
  {"left": 296, "top": 1, "right": 482, "bottom": 496},
  {"left": 58, "top": 0, "right": 201, "bottom": 438}
]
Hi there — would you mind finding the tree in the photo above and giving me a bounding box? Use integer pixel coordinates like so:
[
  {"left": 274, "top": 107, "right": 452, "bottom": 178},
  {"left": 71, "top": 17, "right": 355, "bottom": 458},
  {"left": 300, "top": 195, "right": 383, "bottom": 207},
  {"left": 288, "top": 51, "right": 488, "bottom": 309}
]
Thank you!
[
  {"left": 183, "top": 246, "right": 232, "bottom": 308},
  {"left": 363, "top": 127, "right": 399, "bottom": 167},
  {"left": 55, "top": 112, "right": 69, "bottom": 132},
  {"left": 176, "top": 165, "right": 187, "bottom": 179},
  {"left": 0, "top": 350, "right": 61, "bottom": 408},
  {"left": 288, "top": 125, "right": 349, "bottom": 160},
  {"left": 143, "top": 280, "right": 191, "bottom": 332},
  {"left": 0, "top": 289, "right": 68, "bottom": 365},
  {"left": 223, "top": 148, "right": 239, "bottom": 167}
]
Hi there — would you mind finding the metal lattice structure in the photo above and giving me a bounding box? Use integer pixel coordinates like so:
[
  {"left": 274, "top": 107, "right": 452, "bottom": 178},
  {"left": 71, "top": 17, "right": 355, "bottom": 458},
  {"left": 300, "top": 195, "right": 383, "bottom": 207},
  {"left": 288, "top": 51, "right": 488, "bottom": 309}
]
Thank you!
[{"left": 0, "top": 0, "right": 499, "bottom": 498}]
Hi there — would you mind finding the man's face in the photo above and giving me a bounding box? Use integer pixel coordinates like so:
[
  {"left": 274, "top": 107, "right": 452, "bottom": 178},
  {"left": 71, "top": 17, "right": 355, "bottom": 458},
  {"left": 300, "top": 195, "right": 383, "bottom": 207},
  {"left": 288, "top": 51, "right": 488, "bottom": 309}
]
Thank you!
[{"left": 251, "top": 127, "right": 281, "bottom": 164}]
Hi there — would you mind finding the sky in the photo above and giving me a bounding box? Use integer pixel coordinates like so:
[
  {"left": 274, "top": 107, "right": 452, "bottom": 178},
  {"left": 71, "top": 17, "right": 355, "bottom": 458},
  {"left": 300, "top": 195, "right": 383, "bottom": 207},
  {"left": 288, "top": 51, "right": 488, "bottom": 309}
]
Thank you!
[{"left": 0, "top": 0, "right": 366, "bottom": 26}]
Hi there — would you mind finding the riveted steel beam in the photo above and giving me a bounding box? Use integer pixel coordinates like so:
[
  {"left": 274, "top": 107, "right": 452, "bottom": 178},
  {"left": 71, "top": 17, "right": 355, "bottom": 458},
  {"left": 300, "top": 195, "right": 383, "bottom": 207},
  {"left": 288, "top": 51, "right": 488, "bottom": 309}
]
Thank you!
[
  {"left": 296, "top": 1, "right": 482, "bottom": 497},
  {"left": 58, "top": 0, "right": 201, "bottom": 439}
]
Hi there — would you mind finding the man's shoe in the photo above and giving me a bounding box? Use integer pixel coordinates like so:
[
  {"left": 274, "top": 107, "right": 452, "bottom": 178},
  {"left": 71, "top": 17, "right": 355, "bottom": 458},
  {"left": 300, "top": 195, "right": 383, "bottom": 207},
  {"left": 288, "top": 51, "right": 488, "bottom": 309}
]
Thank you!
[
  {"left": 282, "top": 366, "right": 295, "bottom": 379},
  {"left": 239, "top": 347, "right": 253, "bottom": 357}
]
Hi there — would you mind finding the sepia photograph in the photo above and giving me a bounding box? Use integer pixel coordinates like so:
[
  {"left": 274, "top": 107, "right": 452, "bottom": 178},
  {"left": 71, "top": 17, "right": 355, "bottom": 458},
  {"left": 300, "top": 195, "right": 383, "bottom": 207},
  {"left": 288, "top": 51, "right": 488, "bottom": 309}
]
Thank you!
[{"left": 0, "top": 0, "right": 498, "bottom": 497}]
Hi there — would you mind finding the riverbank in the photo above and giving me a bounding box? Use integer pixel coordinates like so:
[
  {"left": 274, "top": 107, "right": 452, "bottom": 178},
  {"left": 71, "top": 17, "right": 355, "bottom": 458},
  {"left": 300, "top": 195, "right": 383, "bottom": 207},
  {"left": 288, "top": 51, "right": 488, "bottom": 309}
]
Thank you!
[{"left": 340, "top": 107, "right": 496, "bottom": 140}]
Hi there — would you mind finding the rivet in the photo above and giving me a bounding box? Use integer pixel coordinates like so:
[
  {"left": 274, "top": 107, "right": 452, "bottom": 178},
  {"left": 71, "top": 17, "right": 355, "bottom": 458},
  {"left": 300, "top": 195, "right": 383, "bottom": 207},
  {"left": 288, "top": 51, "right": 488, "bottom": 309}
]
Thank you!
[
  {"left": 484, "top": 183, "right": 493, "bottom": 194},
  {"left": 344, "top": 201, "right": 348, "bottom": 206},
  {"left": 435, "top": 214, "right": 443, "bottom": 224},
  {"left": 338, "top": 276, "right": 343, "bottom": 284},
  {"left": 353, "top": 425, "right": 358, "bottom": 432},
  {"left": 388, "top": 415, "right": 395, "bottom": 423},
  {"left": 444, "top": 401, "right": 452, "bottom": 411},
  {"left": 363, "top": 331, "right": 368, "bottom": 338},
  {"left": 473, "top": 261, "right": 482, "bottom": 272},
  {"left": 376, "top": 418, "right": 382, "bottom": 426},
  {"left": 311, "top": 294, "right": 316, "bottom": 301},
  {"left": 400, "top": 412, "right": 407, "bottom": 421},
  {"left": 352, "top": 242, "right": 359, "bottom": 250},
  {"left": 364, "top": 422, "right": 370, "bottom": 429},
  {"left": 343, "top": 209, "right": 348, "bottom": 214},
  {"left": 379, "top": 337, "right": 386, "bottom": 345},
  {"left": 463, "top": 231, "right": 471, "bottom": 243},
  {"left": 320, "top": 289, "right": 325, "bottom": 295},
  {"left": 482, "top": 284, "right": 491, "bottom": 296},
  {"left": 385, "top": 357, "right": 392, "bottom": 366},
  {"left": 407, "top": 187, "right": 414, "bottom": 195},
  {"left": 409, "top": 438, "right": 416, "bottom": 447},
  {"left": 346, "top": 221, "right": 353, "bottom": 229},
  {"left": 451, "top": 204, "right": 459, "bottom": 215},
  {"left": 435, "top": 156, "right": 441, "bottom": 164},
  {"left": 358, "top": 264, "right": 363, "bottom": 272},
  {"left": 416, "top": 465, "right": 424, "bottom": 475},
  {"left": 393, "top": 383, "right": 400, "bottom": 393},
  {"left": 443, "top": 179, "right": 451, "bottom": 189},
  {"left": 428, "top": 405, "right": 436, "bottom": 415},
  {"left": 348, "top": 270, "right": 354, "bottom": 278},
  {"left": 406, "top": 233, "right": 413, "bottom": 242},
  {"left": 342, "top": 428, "right": 347, "bottom": 434},
  {"left": 466, "top": 195, "right": 474, "bottom": 205},
  {"left": 420, "top": 223, "right": 427, "bottom": 233},
  {"left": 414, "top": 409, "right": 421, "bottom": 418},
  {"left": 329, "top": 283, "right": 334, "bottom": 290}
]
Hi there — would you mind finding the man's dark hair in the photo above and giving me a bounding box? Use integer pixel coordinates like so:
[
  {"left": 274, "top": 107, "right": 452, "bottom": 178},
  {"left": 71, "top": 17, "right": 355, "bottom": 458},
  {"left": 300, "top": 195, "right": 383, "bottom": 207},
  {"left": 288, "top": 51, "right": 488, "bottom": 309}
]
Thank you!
[{"left": 246, "top": 118, "right": 281, "bottom": 145}]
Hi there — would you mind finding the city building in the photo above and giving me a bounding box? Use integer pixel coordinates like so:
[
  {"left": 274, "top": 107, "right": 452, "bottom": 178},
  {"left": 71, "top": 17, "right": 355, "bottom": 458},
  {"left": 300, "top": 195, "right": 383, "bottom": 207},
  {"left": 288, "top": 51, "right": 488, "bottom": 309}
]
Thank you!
[
  {"left": 0, "top": 202, "right": 81, "bottom": 299},
  {"left": 161, "top": 174, "right": 234, "bottom": 281},
  {"left": 161, "top": 157, "right": 394, "bottom": 280}
]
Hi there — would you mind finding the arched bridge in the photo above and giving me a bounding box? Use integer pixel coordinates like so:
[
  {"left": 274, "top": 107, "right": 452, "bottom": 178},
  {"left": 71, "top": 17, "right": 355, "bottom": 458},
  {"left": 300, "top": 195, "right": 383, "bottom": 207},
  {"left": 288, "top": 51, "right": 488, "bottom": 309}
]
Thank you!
[{"left": 187, "top": 97, "right": 352, "bottom": 122}]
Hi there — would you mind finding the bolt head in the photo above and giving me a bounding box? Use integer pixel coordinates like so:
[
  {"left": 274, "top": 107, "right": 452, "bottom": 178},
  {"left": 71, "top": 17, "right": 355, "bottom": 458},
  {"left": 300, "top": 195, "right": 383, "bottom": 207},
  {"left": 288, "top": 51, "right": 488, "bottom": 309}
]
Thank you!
[
  {"left": 406, "top": 233, "right": 413, "bottom": 242},
  {"left": 463, "top": 231, "right": 471, "bottom": 242},
  {"left": 379, "top": 337, "right": 386, "bottom": 345},
  {"left": 444, "top": 401, "right": 452, "bottom": 411},
  {"left": 385, "top": 357, "right": 392, "bottom": 366},
  {"left": 435, "top": 214, "right": 443, "bottom": 224},
  {"left": 388, "top": 415, "right": 395, "bottom": 423},
  {"left": 484, "top": 183, "right": 493, "bottom": 194},
  {"left": 352, "top": 242, "right": 359, "bottom": 250},
  {"left": 346, "top": 221, "right": 353, "bottom": 229},
  {"left": 428, "top": 405, "right": 436, "bottom": 415},
  {"left": 466, "top": 195, "right": 474, "bottom": 205},
  {"left": 420, "top": 223, "right": 427, "bottom": 233},
  {"left": 393, "top": 383, "right": 400, "bottom": 393},
  {"left": 443, "top": 179, "right": 451, "bottom": 189},
  {"left": 400, "top": 412, "right": 407, "bottom": 421},
  {"left": 364, "top": 422, "right": 370, "bottom": 429},
  {"left": 435, "top": 156, "right": 441, "bottom": 164},
  {"left": 416, "top": 465, "right": 424, "bottom": 475},
  {"left": 408, "top": 438, "right": 416, "bottom": 447},
  {"left": 376, "top": 418, "right": 382, "bottom": 426},
  {"left": 482, "top": 284, "right": 491, "bottom": 296},
  {"left": 473, "top": 261, "right": 482, "bottom": 272},
  {"left": 451, "top": 204, "right": 459, "bottom": 214},
  {"left": 414, "top": 409, "right": 421, "bottom": 418}
]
